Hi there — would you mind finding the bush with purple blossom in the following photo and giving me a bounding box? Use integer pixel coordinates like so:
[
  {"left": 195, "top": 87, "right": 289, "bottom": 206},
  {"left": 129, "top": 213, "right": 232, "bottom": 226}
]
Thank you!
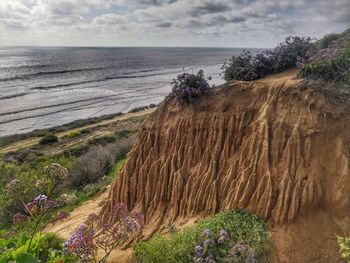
[
  {"left": 222, "top": 36, "right": 314, "bottom": 81},
  {"left": 193, "top": 228, "right": 230, "bottom": 262},
  {"left": 171, "top": 70, "right": 211, "bottom": 103},
  {"left": 133, "top": 210, "right": 270, "bottom": 263}
]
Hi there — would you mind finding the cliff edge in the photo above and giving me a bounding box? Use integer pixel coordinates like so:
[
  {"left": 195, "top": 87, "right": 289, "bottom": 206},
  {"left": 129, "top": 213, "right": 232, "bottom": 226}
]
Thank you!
[{"left": 100, "top": 70, "right": 350, "bottom": 262}]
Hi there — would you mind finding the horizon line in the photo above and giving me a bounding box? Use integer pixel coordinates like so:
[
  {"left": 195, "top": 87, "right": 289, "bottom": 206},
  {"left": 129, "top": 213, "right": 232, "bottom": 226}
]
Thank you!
[{"left": 0, "top": 45, "right": 270, "bottom": 49}]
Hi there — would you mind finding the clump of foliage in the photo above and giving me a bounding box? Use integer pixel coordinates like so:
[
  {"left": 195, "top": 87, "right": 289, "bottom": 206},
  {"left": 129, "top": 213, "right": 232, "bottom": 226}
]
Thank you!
[
  {"left": 39, "top": 134, "right": 58, "bottom": 145},
  {"left": 193, "top": 228, "right": 232, "bottom": 262},
  {"left": 68, "top": 138, "right": 133, "bottom": 188},
  {"left": 7, "top": 164, "right": 68, "bottom": 253},
  {"left": 299, "top": 45, "right": 350, "bottom": 87},
  {"left": 171, "top": 70, "right": 211, "bottom": 102},
  {"left": 133, "top": 210, "right": 270, "bottom": 263},
  {"left": 0, "top": 232, "right": 75, "bottom": 263},
  {"left": 1, "top": 157, "right": 73, "bottom": 226},
  {"left": 66, "top": 131, "right": 80, "bottom": 139},
  {"left": 64, "top": 203, "right": 144, "bottom": 263},
  {"left": 79, "top": 128, "right": 91, "bottom": 134},
  {"left": 316, "top": 33, "right": 340, "bottom": 49},
  {"left": 338, "top": 236, "right": 350, "bottom": 263},
  {"left": 222, "top": 36, "right": 314, "bottom": 81}
]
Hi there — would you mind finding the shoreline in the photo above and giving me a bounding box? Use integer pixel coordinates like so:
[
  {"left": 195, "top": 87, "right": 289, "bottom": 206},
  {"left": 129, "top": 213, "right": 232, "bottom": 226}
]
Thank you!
[{"left": 0, "top": 104, "right": 157, "bottom": 149}]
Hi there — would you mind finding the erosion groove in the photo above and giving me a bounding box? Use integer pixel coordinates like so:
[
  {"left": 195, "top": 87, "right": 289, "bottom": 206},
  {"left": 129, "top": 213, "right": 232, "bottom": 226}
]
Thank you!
[{"left": 100, "top": 72, "right": 350, "bottom": 262}]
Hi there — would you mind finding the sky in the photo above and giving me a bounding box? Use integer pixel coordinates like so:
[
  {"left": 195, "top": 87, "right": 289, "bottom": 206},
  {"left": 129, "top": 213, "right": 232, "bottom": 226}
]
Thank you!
[{"left": 0, "top": 0, "right": 349, "bottom": 48}]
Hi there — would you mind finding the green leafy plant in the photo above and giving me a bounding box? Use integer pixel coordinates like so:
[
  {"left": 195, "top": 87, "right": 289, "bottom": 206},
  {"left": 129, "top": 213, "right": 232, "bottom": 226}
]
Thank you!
[
  {"left": 299, "top": 45, "right": 350, "bottom": 86},
  {"left": 0, "top": 232, "right": 73, "bottom": 263}
]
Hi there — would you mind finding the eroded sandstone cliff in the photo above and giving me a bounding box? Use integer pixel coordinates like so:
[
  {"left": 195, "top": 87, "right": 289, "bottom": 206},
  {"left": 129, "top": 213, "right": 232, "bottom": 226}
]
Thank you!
[{"left": 100, "top": 71, "right": 350, "bottom": 262}]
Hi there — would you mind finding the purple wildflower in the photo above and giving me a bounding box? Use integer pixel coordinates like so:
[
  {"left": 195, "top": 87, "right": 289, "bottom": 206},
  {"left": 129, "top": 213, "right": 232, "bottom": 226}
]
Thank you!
[
  {"left": 64, "top": 223, "right": 95, "bottom": 261},
  {"left": 220, "top": 229, "right": 228, "bottom": 237},
  {"left": 203, "top": 228, "right": 211, "bottom": 237},
  {"left": 196, "top": 244, "right": 203, "bottom": 257}
]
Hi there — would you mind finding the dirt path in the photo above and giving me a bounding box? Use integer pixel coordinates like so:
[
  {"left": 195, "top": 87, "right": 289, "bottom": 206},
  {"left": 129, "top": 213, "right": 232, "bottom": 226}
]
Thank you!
[
  {"left": 0, "top": 108, "right": 156, "bottom": 155},
  {"left": 45, "top": 189, "right": 109, "bottom": 239}
]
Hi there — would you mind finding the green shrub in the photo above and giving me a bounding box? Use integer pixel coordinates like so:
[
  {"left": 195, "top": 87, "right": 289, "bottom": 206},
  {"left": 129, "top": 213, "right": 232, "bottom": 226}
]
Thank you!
[
  {"left": 79, "top": 128, "right": 91, "bottom": 134},
  {"left": 300, "top": 45, "right": 350, "bottom": 85},
  {"left": 316, "top": 33, "right": 339, "bottom": 49},
  {"left": 337, "top": 236, "right": 350, "bottom": 262},
  {"left": 133, "top": 210, "right": 271, "bottom": 263},
  {"left": 39, "top": 134, "right": 58, "bottom": 145},
  {"left": 66, "top": 131, "right": 80, "bottom": 139}
]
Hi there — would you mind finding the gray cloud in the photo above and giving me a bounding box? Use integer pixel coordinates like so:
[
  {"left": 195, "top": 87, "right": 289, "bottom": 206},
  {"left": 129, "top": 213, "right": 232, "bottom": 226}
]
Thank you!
[
  {"left": 189, "top": 2, "right": 227, "bottom": 16},
  {"left": 157, "top": 21, "right": 172, "bottom": 27},
  {"left": 0, "top": 0, "right": 349, "bottom": 47}
]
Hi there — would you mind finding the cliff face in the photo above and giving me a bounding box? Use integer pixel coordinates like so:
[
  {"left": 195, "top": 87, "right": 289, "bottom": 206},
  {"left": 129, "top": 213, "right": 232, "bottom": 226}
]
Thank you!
[{"left": 100, "top": 71, "right": 350, "bottom": 262}]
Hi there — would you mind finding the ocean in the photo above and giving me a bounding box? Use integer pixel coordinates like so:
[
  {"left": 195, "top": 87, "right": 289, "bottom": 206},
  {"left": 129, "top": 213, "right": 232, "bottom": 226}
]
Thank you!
[{"left": 0, "top": 47, "right": 246, "bottom": 137}]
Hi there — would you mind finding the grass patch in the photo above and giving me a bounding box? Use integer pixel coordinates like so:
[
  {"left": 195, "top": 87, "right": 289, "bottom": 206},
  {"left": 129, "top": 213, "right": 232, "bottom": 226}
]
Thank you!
[{"left": 133, "top": 210, "right": 271, "bottom": 263}]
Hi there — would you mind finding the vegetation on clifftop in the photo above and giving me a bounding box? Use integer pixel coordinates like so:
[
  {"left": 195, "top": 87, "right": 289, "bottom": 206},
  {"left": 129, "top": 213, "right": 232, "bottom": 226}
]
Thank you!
[{"left": 222, "top": 36, "right": 314, "bottom": 81}]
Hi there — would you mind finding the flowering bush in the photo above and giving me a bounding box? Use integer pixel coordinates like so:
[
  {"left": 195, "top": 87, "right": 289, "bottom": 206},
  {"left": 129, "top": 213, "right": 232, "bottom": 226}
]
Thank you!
[
  {"left": 64, "top": 203, "right": 143, "bottom": 263},
  {"left": 171, "top": 70, "right": 211, "bottom": 102},
  {"left": 12, "top": 194, "right": 59, "bottom": 253},
  {"left": 133, "top": 210, "right": 270, "bottom": 263},
  {"left": 194, "top": 229, "right": 230, "bottom": 262},
  {"left": 222, "top": 36, "right": 314, "bottom": 81}
]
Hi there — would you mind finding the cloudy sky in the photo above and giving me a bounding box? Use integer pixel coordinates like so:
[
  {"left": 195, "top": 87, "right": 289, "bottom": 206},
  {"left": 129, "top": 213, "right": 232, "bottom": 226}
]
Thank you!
[{"left": 0, "top": 0, "right": 349, "bottom": 48}]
